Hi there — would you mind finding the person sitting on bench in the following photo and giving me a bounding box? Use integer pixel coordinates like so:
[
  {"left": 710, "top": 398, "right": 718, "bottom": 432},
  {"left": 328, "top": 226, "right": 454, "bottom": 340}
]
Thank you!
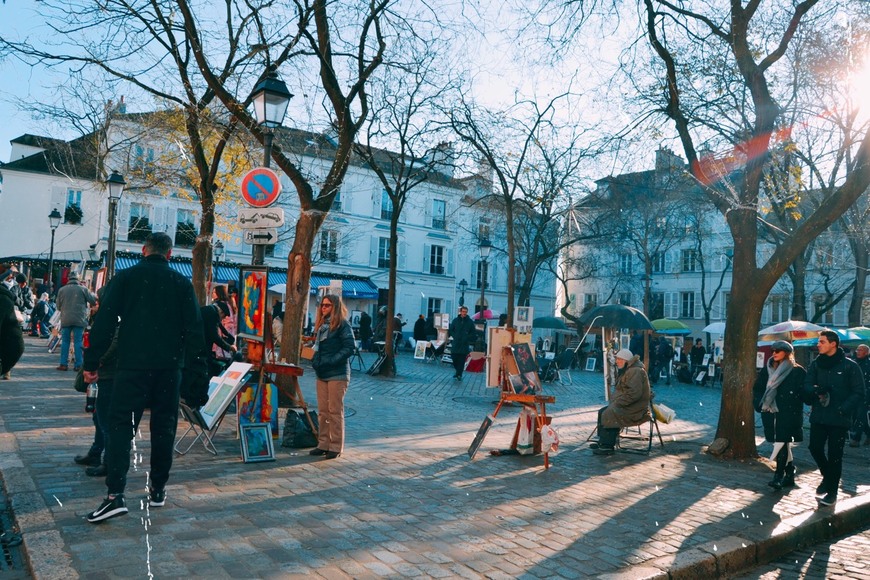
[{"left": 591, "top": 348, "right": 652, "bottom": 456}]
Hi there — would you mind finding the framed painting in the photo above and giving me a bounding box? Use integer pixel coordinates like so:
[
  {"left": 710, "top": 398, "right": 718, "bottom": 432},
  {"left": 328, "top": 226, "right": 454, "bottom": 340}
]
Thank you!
[
  {"left": 240, "top": 423, "right": 275, "bottom": 463},
  {"left": 238, "top": 266, "right": 268, "bottom": 342},
  {"left": 350, "top": 310, "right": 362, "bottom": 328},
  {"left": 509, "top": 342, "right": 541, "bottom": 392},
  {"left": 94, "top": 268, "right": 107, "bottom": 292},
  {"left": 413, "top": 340, "right": 428, "bottom": 360},
  {"left": 585, "top": 358, "right": 597, "bottom": 372},
  {"left": 198, "top": 362, "right": 254, "bottom": 430}
]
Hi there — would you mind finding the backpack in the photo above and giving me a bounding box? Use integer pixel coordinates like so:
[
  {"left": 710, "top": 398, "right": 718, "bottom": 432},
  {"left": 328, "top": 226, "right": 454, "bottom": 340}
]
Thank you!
[{"left": 281, "top": 409, "right": 320, "bottom": 448}]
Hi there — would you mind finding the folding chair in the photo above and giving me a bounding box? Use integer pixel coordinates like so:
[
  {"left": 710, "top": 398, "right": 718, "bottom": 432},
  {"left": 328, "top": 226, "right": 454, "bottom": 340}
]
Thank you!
[
  {"left": 554, "top": 349, "right": 575, "bottom": 385},
  {"left": 617, "top": 403, "right": 665, "bottom": 455},
  {"left": 350, "top": 341, "right": 366, "bottom": 371},
  {"left": 175, "top": 402, "right": 225, "bottom": 456}
]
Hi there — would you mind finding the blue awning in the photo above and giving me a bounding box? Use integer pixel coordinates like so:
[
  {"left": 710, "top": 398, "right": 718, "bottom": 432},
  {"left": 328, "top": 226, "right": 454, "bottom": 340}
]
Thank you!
[{"left": 115, "top": 257, "right": 378, "bottom": 299}]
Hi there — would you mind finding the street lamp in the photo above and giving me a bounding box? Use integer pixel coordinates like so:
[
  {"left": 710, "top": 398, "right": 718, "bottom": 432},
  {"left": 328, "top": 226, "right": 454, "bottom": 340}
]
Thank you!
[
  {"left": 640, "top": 273, "right": 652, "bottom": 317},
  {"left": 478, "top": 239, "right": 491, "bottom": 316},
  {"left": 214, "top": 240, "right": 225, "bottom": 262},
  {"left": 457, "top": 278, "right": 468, "bottom": 307},
  {"left": 47, "top": 208, "right": 62, "bottom": 292},
  {"left": 105, "top": 171, "right": 126, "bottom": 280},
  {"left": 249, "top": 64, "right": 292, "bottom": 265}
]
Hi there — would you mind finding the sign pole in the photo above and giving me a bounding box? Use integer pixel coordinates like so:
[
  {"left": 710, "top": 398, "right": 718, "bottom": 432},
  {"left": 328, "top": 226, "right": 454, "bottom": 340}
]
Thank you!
[{"left": 253, "top": 130, "right": 275, "bottom": 265}]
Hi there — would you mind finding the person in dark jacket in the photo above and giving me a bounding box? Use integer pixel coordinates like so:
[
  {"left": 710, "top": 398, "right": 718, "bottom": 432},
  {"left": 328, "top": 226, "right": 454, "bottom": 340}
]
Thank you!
[
  {"left": 413, "top": 314, "right": 427, "bottom": 343},
  {"left": 803, "top": 330, "right": 865, "bottom": 506},
  {"left": 752, "top": 340, "right": 806, "bottom": 490},
  {"left": 200, "top": 303, "right": 236, "bottom": 377},
  {"left": 448, "top": 306, "right": 477, "bottom": 381},
  {"left": 0, "top": 281, "right": 24, "bottom": 379},
  {"left": 358, "top": 311, "right": 373, "bottom": 351},
  {"left": 848, "top": 344, "right": 870, "bottom": 447},
  {"left": 309, "top": 294, "right": 355, "bottom": 460},
  {"left": 82, "top": 233, "right": 206, "bottom": 523}
]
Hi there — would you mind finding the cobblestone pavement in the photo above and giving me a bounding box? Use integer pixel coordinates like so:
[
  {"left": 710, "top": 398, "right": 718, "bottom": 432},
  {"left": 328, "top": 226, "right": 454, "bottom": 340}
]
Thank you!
[
  {"left": 735, "top": 523, "right": 870, "bottom": 579},
  {"left": 1, "top": 336, "right": 868, "bottom": 579}
]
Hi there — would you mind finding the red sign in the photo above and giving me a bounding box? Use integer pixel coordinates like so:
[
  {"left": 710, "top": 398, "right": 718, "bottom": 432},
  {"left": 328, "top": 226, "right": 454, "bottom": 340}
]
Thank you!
[{"left": 240, "top": 167, "right": 282, "bottom": 208}]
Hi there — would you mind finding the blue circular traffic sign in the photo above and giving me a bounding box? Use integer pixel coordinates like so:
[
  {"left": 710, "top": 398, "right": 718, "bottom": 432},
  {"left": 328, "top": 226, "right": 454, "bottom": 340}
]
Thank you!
[{"left": 240, "top": 167, "right": 282, "bottom": 208}]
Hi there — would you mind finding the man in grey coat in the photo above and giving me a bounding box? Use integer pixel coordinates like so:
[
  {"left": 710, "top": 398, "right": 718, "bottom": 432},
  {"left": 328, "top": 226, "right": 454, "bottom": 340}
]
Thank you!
[{"left": 55, "top": 271, "right": 96, "bottom": 371}]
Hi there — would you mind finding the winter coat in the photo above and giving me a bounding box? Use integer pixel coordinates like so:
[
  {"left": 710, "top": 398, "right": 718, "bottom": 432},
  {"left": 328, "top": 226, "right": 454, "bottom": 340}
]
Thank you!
[
  {"left": 855, "top": 357, "right": 870, "bottom": 405},
  {"left": 752, "top": 360, "right": 806, "bottom": 443},
  {"left": 311, "top": 318, "right": 355, "bottom": 381},
  {"left": 358, "top": 312, "right": 373, "bottom": 342},
  {"left": 601, "top": 355, "right": 651, "bottom": 428},
  {"left": 449, "top": 314, "right": 477, "bottom": 353},
  {"left": 83, "top": 254, "right": 205, "bottom": 373},
  {"left": 0, "top": 285, "right": 24, "bottom": 374},
  {"left": 413, "top": 317, "right": 427, "bottom": 341},
  {"left": 55, "top": 281, "right": 96, "bottom": 328},
  {"left": 803, "top": 348, "right": 865, "bottom": 428}
]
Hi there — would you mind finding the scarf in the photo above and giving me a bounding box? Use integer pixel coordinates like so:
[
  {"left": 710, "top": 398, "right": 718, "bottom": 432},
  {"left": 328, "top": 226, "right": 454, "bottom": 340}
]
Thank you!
[
  {"left": 761, "top": 358, "right": 793, "bottom": 413},
  {"left": 313, "top": 316, "right": 331, "bottom": 352}
]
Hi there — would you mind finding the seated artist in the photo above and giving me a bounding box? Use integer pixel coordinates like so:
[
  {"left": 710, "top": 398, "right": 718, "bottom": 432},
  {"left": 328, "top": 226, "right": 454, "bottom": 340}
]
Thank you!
[{"left": 591, "top": 348, "right": 651, "bottom": 455}]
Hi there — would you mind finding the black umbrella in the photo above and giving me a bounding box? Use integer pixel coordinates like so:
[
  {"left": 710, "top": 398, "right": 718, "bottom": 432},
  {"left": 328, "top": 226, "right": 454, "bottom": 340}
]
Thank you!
[
  {"left": 578, "top": 304, "right": 654, "bottom": 331},
  {"left": 532, "top": 316, "right": 568, "bottom": 330}
]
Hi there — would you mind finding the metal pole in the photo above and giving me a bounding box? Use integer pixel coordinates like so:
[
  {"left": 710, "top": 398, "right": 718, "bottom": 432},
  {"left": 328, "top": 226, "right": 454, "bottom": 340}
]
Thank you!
[
  {"left": 47, "top": 228, "right": 56, "bottom": 293},
  {"left": 479, "top": 259, "right": 487, "bottom": 315},
  {"left": 252, "top": 131, "right": 274, "bottom": 266},
  {"left": 106, "top": 198, "right": 118, "bottom": 280}
]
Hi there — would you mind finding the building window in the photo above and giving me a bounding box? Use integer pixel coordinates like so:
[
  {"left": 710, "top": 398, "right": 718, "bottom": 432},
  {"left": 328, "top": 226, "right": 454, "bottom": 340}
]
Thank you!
[
  {"left": 681, "top": 249, "right": 698, "bottom": 272},
  {"left": 478, "top": 216, "right": 491, "bottom": 241},
  {"left": 427, "top": 298, "right": 442, "bottom": 318},
  {"left": 432, "top": 199, "right": 447, "bottom": 229},
  {"left": 650, "top": 292, "right": 664, "bottom": 320},
  {"left": 651, "top": 252, "right": 666, "bottom": 274},
  {"left": 429, "top": 245, "right": 445, "bottom": 275},
  {"left": 331, "top": 190, "right": 342, "bottom": 212},
  {"left": 618, "top": 293, "right": 631, "bottom": 307},
  {"left": 380, "top": 190, "right": 393, "bottom": 220},
  {"left": 680, "top": 292, "right": 695, "bottom": 318},
  {"left": 475, "top": 260, "right": 488, "bottom": 290},
  {"left": 377, "top": 237, "right": 390, "bottom": 268},
  {"left": 320, "top": 230, "right": 338, "bottom": 262},
  {"left": 264, "top": 245, "right": 276, "bottom": 258},
  {"left": 174, "top": 209, "right": 197, "bottom": 247},
  {"left": 769, "top": 295, "right": 789, "bottom": 323},
  {"left": 133, "top": 145, "right": 155, "bottom": 170},
  {"left": 128, "top": 203, "right": 152, "bottom": 243},
  {"left": 65, "top": 189, "right": 83, "bottom": 224},
  {"left": 813, "top": 295, "right": 834, "bottom": 325},
  {"left": 584, "top": 293, "right": 597, "bottom": 311},
  {"left": 619, "top": 253, "right": 633, "bottom": 275}
]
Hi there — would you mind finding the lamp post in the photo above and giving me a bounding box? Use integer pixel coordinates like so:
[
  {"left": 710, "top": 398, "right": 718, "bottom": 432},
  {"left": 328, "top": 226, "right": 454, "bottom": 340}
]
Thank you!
[
  {"left": 213, "top": 240, "right": 224, "bottom": 283},
  {"left": 640, "top": 273, "right": 652, "bottom": 317},
  {"left": 249, "top": 65, "right": 292, "bottom": 266},
  {"left": 47, "top": 208, "right": 62, "bottom": 292},
  {"left": 105, "top": 171, "right": 126, "bottom": 280},
  {"left": 478, "top": 239, "right": 491, "bottom": 317},
  {"left": 457, "top": 278, "right": 468, "bottom": 307}
]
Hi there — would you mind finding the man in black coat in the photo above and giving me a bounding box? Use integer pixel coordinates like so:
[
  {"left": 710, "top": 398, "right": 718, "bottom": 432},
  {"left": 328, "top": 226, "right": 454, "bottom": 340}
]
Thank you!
[
  {"left": 83, "top": 233, "right": 206, "bottom": 523},
  {"left": 0, "top": 279, "right": 24, "bottom": 378},
  {"left": 448, "top": 306, "right": 477, "bottom": 381},
  {"left": 804, "top": 331, "right": 865, "bottom": 506}
]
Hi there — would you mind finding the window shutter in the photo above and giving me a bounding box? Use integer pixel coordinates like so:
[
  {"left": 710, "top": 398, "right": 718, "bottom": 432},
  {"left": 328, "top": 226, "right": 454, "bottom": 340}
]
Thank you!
[
  {"left": 313, "top": 232, "right": 322, "bottom": 262},
  {"left": 117, "top": 200, "right": 131, "bottom": 239},
  {"left": 471, "top": 260, "right": 479, "bottom": 289},
  {"left": 445, "top": 299, "right": 453, "bottom": 316},
  {"left": 488, "top": 262, "right": 496, "bottom": 291},
  {"left": 446, "top": 248, "right": 454, "bottom": 276},
  {"left": 343, "top": 191, "right": 352, "bottom": 214},
  {"left": 50, "top": 187, "right": 66, "bottom": 213},
  {"left": 423, "top": 244, "right": 431, "bottom": 273},
  {"left": 369, "top": 236, "right": 378, "bottom": 267},
  {"left": 762, "top": 301, "right": 771, "bottom": 324},
  {"left": 398, "top": 240, "right": 406, "bottom": 270},
  {"left": 338, "top": 232, "right": 348, "bottom": 264},
  {"left": 671, "top": 251, "right": 680, "bottom": 273},
  {"left": 372, "top": 190, "right": 382, "bottom": 218},
  {"left": 420, "top": 296, "right": 427, "bottom": 316},
  {"left": 424, "top": 201, "right": 432, "bottom": 227},
  {"left": 694, "top": 292, "right": 702, "bottom": 319}
]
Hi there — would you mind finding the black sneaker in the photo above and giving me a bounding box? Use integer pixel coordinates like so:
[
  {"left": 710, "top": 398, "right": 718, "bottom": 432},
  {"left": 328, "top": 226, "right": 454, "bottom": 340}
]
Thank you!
[
  {"left": 87, "top": 495, "right": 128, "bottom": 523},
  {"left": 817, "top": 493, "right": 837, "bottom": 506},
  {"left": 74, "top": 454, "right": 101, "bottom": 467},
  {"left": 148, "top": 488, "right": 166, "bottom": 507},
  {"left": 592, "top": 446, "right": 615, "bottom": 456}
]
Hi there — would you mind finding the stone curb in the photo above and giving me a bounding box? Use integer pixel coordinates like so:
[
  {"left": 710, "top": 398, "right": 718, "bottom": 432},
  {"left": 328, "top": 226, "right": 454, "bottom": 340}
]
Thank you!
[{"left": 600, "top": 490, "right": 870, "bottom": 579}]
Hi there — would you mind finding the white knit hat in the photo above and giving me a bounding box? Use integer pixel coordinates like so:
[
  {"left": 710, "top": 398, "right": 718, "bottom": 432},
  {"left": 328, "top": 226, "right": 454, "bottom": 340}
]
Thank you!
[{"left": 615, "top": 348, "right": 633, "bottom": 360}]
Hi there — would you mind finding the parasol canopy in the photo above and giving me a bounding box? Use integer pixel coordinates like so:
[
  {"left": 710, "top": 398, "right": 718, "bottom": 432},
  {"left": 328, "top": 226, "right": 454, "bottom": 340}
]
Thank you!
[
  {"left": 533, "top": 316, "right": 568, "bottom": 330},
  {"left": 579, "top": 304, "right": 654, "bottom": 331},
  {"left": 758, "top": 320, "right": 825, "bottom": 342},
  {"left": 268, "top": 283, "right": 286, "bottom": 295},
  {"left": 702, "top": 322, "right": 726, "bottom": 335},
  {"left": 651, "top": 318, "right": 691, "bottom": 335},
  {"left": 472, "top": 309, "right": 498, "bottom": 320}
]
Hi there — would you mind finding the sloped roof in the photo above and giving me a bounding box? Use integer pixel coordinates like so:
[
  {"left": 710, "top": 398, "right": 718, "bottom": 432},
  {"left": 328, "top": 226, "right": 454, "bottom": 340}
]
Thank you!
[{"left": 3, "top": 132, "right": 103, "bottom": 181}]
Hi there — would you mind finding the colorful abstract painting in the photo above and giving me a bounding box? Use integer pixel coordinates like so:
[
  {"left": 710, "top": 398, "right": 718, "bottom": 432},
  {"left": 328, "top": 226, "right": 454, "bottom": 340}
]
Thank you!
[{"left": 238, "top": 267, "right": 268, "bottom": 341}]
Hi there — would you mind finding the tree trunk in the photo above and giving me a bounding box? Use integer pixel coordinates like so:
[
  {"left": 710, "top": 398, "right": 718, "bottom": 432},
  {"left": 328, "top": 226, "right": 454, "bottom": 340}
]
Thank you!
[
  {"left": 280, "top": 211, "right": 324, "bottom": 364},
  {"left": 377, "top": 213, "right": 400, "bottom": 377},
  {"left": 789, "top": 255, "right": 808, "bottom": 321}
]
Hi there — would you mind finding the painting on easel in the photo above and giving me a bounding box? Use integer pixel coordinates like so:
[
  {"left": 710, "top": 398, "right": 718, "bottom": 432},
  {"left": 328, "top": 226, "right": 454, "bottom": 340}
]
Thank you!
[{"left": 506, "top": 343, "right": 542, "bottom": 393}]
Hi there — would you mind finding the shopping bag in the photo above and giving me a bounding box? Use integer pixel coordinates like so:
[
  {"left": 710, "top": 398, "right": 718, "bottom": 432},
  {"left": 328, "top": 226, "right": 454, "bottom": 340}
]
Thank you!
[
  {"left": 540, "top": 422, "right": 560, "bottom": 455},
  {"left": 653, "top": 402, "right": 676, "bottom": 424},
  {"left": 516, "top": 407, "right": 536, "bottom": 455}
]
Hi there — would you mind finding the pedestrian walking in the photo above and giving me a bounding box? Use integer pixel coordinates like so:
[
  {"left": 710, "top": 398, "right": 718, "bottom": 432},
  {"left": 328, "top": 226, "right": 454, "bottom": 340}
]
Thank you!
[
  {"left": 0, "top": 275, "right": 24, "bottom": 379},
  {"left": 803, "top": 330, "right": 865, "bottom": 506},
  {"left": 848, "top": 344, "right": 870, "bottom": 447},
  {"left": 82, "top": 233, "right": 206, "bottom": 523},
  {"left": 55, "top": 271, "right": 96, "bottom": 371},
  {"left": 309, "top": 294, "right": 355, "bottom": 460},
  {"left": 752, "top": 340, "right": 805, "bottom": 490},
  {"left": 448, "top": 306, "right": 476, "bottom": 381}
]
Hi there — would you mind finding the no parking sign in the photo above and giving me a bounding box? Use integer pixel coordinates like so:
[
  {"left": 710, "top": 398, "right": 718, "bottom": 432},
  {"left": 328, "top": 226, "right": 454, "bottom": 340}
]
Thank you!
[{"left": 240, "top": 167, "right": 282, "bottom": 208}]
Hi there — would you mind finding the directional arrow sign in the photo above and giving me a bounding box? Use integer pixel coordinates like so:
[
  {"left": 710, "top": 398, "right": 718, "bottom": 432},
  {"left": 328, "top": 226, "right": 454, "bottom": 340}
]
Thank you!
[
  {"left": 243, "top": 228, "right": 278, "bottom": 245},
  {"left": 238, "top": 207, "right": 285, "bottom": 229}
]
